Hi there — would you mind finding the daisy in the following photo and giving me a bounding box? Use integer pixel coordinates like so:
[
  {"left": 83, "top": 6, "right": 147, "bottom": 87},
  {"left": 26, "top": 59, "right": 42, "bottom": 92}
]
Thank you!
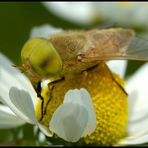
[
  {"left": 0, "top": 52, "right": 96, "bottom": 143},
  {"left": 42, "top": 2, "right": 97, "bottom": 25},
  {"left": 0, "top": 25, "right": 148, "bottom": 146},
  {"left": 42, "top": 2, "right": 148, "bottom": 30},
  {"left": 0, "top": 52, "right": 52, "bottom": 137}
]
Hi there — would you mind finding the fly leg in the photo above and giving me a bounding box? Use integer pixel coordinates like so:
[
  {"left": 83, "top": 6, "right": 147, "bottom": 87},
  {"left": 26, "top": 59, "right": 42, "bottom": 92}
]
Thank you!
[{"left": 35, "top": 81, "right": 44, "bottom": 121}]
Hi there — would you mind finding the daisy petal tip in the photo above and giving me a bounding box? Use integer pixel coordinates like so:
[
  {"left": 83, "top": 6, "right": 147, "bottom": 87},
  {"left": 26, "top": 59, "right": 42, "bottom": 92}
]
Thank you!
[
  {"left": 38, "top": 123, "right": 53, "bottom": 137},
  {"left": 9, "top": 87, "right": 37, "bottom": 124},
  {"left": 107, "top": 60, "right": 128, "bottom": 77},
  {"left": 30, "top": 24, "right": 63, "bottom": 38},
  {"left": 50, "top": 102, "right": 88, "bottom": 142}
]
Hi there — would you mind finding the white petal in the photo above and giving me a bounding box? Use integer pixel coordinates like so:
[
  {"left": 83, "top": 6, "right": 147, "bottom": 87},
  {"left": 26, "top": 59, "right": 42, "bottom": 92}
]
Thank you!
[
  {"left": 0, "top": 53, "right": 26, "bottom": 89},
  {"left": 0, "top": 53, "right": 30, "bottom": 89},
  {"left": 0, "top": 89, "right": 31, "bottom": 125},
  {"left": 38, "top": 123, "right": 53, "bottom": 137},
  {"left": 64, "top": 88, "right": 96, "bottom": 135},
  {"left": 79, "top": 88, "right": 96, "bottom": 135},
  {"left": 41, "top": 80, "right": 51, "bottom": 89},
  {"left": 127, "top": 90, "right": 139, "bottom": 122},
  {"left": 50, "top": 102, "right": 88, "bottom": 142},
  {"left": 0, "top": 53, "right": 37, "bottom": 123},
  {"left": 9, "top": 87, "right": 37, "bottom": 124},
  {"left": 0, "top": 53, "right": 37, "bottom": 107},
  {"left": 106, "top": 60, "right": 127, "bottom": 78},
  {"left": 119, "top": 133, "right": 148, "bottom": 145},
  {"left": 125, "top": 63, "right": 148, "bottom": 123},
  {"left": 0, "top": 104, "right": 25, "bottom": 129},
  {"left": 38, "top": 132, "right": 46, "bottom": 143},
  {"left": 64, "top": 89, "right": 82, "bottom": 104},
  {"left": 105, "top": 2, "right": 148, "bottom": 26},
  {"left": 0, "top": 86, "right": 34, "bottom": 125},
  {"left": 120, "top": 63, "right": 148, "bottom": 144},
  {"left": 42, "top": 2, "right": 96, "bottom": 24},
  {"left": 30, "top": 24, "right": 63, "bottom": 38},
  {"left": 126, "top": 116, "right": 148, "bottom": 137}
]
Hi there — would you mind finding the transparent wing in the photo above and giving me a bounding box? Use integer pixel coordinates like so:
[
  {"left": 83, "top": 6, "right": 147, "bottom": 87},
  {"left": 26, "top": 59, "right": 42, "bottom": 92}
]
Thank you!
[
  {"left": 124, "top": 36, "right": 148, "bottom": 61},
  {"left": 78, "top": 35, "right": 148, "bottom": 62}
]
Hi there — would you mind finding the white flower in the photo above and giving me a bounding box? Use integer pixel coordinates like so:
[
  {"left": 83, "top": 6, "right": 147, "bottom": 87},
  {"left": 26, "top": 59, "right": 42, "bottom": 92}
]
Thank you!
[
  {"left": 42, "top": 2, "right": 97, "bottom": 25},
  {"left": 95, "top": 2, "right": 148, "bottom": 28},
  {"left": 107, "top": 60, "right": 148, "bottom": 145},
  {"left": 0, "top": 52, "right": 96, "bottom": 143},
  {"left": 30, "top": 24, "right": 63, "bottom": 39},
  {"left": 1, "top": 24, "right": 148, "bottom": 145},
  {"left": 118, "top": 63, "right": 148, "bottom": 145},
  {"left": 0, "top": 104, "right": 25, "bottom": 128},
  {"left": 106, "top": 59, "right": 148, "bottom": 145},
  {"left": 0, "top": 52, "right": 52, "bottom": 137},
  {"left": 29, "top": 25, "right": 148, "bottom": 145},
  {"left": 42, "top": 2, "right": 148, "bottom": 29}
]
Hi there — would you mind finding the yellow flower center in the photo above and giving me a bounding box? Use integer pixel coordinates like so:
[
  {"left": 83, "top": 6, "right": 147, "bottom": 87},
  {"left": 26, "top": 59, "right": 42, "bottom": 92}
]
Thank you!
[{"left": 35, "top": 62, "right": 128, "bottom": 146}]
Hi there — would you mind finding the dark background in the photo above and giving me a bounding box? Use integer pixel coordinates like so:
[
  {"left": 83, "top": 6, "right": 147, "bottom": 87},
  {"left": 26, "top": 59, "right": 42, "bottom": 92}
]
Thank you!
[{"left": 0, "top": 2, "right": 84, "bottom": 65}]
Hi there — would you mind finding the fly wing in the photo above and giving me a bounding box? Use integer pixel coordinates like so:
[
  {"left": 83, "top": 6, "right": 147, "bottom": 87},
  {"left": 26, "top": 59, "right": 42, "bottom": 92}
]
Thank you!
[
  {"left": 77, "top": 28, "right": 148, "bottom": 62},
  {"left": 123, "top": 36, "right": 148, "bottom": 61}
]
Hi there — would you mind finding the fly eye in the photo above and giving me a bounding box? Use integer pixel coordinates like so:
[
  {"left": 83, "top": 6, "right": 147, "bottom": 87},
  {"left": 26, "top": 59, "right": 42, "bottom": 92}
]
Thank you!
[{"left": 21, "top": 38, "right": 63, "bottom": 79}]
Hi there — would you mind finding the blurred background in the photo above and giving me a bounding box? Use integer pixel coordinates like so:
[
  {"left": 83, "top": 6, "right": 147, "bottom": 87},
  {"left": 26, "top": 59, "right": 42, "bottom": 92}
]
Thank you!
[{"left": 0, "top": 2, "right": 148, "bottom": 146}]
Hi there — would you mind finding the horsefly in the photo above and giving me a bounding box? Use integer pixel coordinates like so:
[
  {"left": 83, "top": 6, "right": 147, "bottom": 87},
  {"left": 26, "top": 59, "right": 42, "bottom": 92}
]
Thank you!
[{"left": 20, "top": 27, "right": 148, "bottom": 84}]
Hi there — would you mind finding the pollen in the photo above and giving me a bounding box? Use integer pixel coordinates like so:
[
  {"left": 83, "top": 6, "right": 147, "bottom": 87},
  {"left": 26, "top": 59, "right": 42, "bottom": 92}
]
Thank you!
[{"left": 35, "top": 62, "right": 128, "bottom": 146}]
